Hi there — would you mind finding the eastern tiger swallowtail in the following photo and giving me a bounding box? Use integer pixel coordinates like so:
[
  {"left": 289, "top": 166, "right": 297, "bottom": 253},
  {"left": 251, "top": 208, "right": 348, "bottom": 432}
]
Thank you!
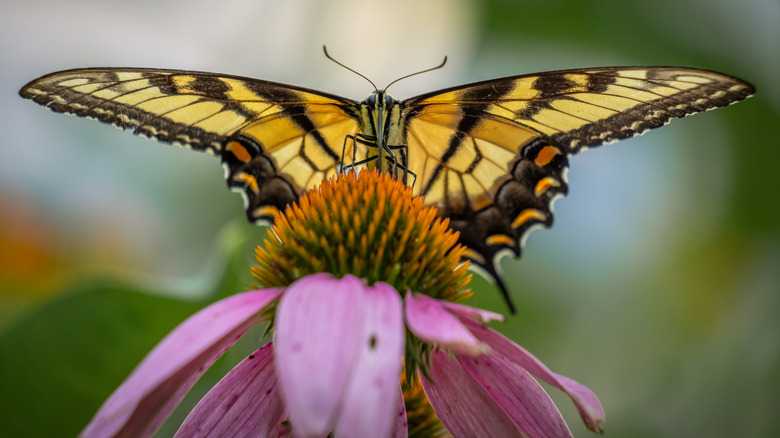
[{"left": 19, "top": 50, "right": 754, "bottom": 311}]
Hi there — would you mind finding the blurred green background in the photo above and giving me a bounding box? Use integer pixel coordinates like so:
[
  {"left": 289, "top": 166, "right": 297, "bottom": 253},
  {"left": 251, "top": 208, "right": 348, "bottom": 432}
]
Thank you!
[{"left": 1, "top": 0, "right": 777, "bottom": 436}]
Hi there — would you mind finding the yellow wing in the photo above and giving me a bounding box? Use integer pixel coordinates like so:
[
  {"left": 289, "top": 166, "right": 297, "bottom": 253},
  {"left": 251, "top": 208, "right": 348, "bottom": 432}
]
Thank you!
[
  {"left": 20, "top": 68, "right": 363, "bottom": 220},
  {"left": 21, "top": 65, "right": 754, "bottom": 311},
  {"left": 399, "top": 67, "right": 754, "bottom": 301}
]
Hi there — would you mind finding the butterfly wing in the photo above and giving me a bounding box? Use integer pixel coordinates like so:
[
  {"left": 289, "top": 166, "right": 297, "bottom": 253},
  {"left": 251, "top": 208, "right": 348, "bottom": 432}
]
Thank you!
[
  {"left": 400, "top": 67, "right": 754, "bottom": 306},
  {"left": 20, "top": 68, "right": 362, "bottom": 221},
  {"left": 21, "top": 66, "right": 755, "bottom": 310}
]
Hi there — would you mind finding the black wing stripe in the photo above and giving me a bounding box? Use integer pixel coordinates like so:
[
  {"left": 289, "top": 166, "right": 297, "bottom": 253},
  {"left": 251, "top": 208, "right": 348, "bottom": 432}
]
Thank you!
[{"left": 286, "top": 106, "right": 340, "bottom": 162}]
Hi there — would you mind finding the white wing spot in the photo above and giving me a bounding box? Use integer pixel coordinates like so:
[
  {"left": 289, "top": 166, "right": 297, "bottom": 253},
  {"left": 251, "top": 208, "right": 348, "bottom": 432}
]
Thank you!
[
  {"left": 25, "top": 87, "right": 46, "bottom": 96},
  {"left": 57, "top": 78, "right": 90, "bottom": 87},
  {"left": 645, "top": 110, "right": 665, "bottom": 121},
  {"left": 519, "top": 223, "right": 545, "bottom": 249},
  {"left": 116, "top": 113, "right": 139, "bottom": 126},
  {"left": 137, "top": 125, "right": 159, "bottom": 136},
  {"left": 205, "top": 142, "right": 222, "bottom": 155}
]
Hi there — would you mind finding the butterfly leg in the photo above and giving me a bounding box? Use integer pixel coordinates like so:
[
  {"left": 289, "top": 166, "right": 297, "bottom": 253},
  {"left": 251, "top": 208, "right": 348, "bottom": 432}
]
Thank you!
[
  {"left": 339, "top": 134, "right": 416, "bottom": 187},
  {"left": 339, "top": 134, "right": 367, "bottom": 173},
  {"left": 340, "top": 133, "right": 380, "bottom": 173},
  {"left": 339, "top": 134, "right": 354, "bottom": 173},
  {"left": 380, "top": 142, "right": 400, "bottom": 179},
  {"left": 384, "top": 143, "right": 417, "bottom": 187}
]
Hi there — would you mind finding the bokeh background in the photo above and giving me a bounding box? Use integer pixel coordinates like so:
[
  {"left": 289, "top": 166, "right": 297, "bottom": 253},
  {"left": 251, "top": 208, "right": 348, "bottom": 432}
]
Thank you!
[{"left": 1, "top": 0, "right": 778, "bottom": 436}]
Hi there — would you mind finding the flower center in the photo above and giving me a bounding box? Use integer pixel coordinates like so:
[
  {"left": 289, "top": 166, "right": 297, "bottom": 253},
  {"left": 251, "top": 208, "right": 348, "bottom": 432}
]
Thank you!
[{"left": 252, "top": 169, "right": 471, "bottom": 301}]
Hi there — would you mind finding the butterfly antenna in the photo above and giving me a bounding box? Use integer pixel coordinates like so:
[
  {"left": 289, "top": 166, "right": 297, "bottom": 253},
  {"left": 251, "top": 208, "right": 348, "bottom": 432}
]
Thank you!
[
  {"left": 383, "top": 55, "right": 448, "bottom": 93},
  {"left": 323, "top": 46, "right": 378, "bottom": 91}
]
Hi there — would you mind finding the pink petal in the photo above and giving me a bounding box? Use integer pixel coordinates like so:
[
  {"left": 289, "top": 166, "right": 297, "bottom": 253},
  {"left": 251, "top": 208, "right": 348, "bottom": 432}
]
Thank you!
[
  {"left": 458, "top": 352, "right": 573, "bottom": 438},
  {"left": 274, "top": 274, "right": 367, "bottom": 437},
  {"left": 440, "top": 300, "right": 504, "bottom": 324},
  {"left": 460, "top": 317, "right": 605, "bottom": 433},
  {"left": 420, "top": 349, "right": 519, "bottom": 437},
  {"left": 334, "top": 281, "right": 405, "bottom": 438},
  {"left": 390, "top": 385, "right": 408, "bottom": 438},
  {"left": 404, "top": 292, "right": 487, "bottom": 355},
  {"left": 175, "top": 343, "right": 286, "bottom": 437},
  {"left": 81, "top": 288, "right": 283, "bottom": 438}
]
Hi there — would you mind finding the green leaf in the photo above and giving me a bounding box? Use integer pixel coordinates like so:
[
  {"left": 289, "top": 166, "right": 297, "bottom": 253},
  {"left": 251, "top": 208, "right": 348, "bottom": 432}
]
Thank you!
[
  {"left": 0, "top": 285, "right": 200, "bottom": 437},
  {"left": 0, "top": 220, "right": 266, "bottom": 437}
]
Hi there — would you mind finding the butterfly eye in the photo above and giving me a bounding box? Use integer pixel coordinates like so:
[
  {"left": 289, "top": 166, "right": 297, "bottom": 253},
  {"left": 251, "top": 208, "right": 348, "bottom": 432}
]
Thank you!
[
  {"left": 384, "top": 94, "right": 395, "bottom": 107},
  {"left": 366, "top": 93, "right": 377, "bottom": 106}
]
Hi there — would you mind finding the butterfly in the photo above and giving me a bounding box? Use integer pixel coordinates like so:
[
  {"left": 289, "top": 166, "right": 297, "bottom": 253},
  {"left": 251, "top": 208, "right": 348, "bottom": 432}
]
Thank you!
[{"left": 19, "top": 49, "right": 754, "bottom": 311}]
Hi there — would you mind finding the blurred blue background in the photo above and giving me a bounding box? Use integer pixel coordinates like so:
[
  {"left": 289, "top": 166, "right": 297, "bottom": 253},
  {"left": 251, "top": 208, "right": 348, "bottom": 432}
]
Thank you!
[{"left": 1, "top": 0, "right": 778, "bottom": 436}]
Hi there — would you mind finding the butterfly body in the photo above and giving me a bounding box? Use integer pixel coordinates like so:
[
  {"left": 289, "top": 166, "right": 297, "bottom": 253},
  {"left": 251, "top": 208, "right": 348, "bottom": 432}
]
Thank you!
[
  {"left": 20, "top": 64, "right": 754, "bottom": 309},
  {"left": 345, "top": 91, "right": 410, "bottom": 180}
]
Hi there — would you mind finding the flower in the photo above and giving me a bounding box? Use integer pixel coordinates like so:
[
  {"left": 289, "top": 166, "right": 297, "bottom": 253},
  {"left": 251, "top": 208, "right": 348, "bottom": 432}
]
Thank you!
[
  {"left": 81, "top": 170, "right": 605, "bottom": 437},
  {"left": 406, "top": 293, "right": 605, "bottom": 436}
]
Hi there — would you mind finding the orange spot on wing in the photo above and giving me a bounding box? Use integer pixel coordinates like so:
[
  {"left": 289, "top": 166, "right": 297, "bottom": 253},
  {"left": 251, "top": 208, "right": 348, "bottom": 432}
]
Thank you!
[
  {"left": 511, "top": 208, "right": 546, "bottom": 229},
  {"left": 255, "top": 205, "right": 281, "bottom": 220},
  {"left": 228, "top": 141, "right": 252, "bottom": 163},
  {"left": 534, "top": 177, "right": 560, "bottom": 196},
  {"left": 462, "top": 248, "right": 486, "bottom": 265},
  {"left": 235, "top": 172, "right": 259, "bottom": 194},
  {"left": 534, "top": 145, "right": 559, "bottom": 167},
  {"left": 485, "top": 234, "right": 515, "bottom": 247}
]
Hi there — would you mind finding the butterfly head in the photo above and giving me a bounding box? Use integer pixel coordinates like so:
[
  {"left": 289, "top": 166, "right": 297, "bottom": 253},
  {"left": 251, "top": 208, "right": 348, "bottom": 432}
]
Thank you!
[
  {"left": 364, "top": 91, "right": 397, "bottom": 114},
  {"left": 360, "top": 91, "right": 403, "bottom": 145}
]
